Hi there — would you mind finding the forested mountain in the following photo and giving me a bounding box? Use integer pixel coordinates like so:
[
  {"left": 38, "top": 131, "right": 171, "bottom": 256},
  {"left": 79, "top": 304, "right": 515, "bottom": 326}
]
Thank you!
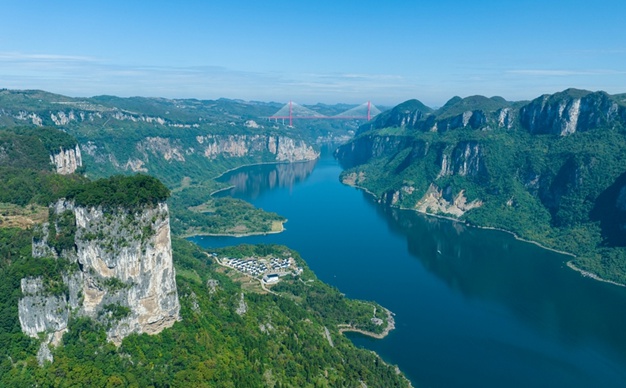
[
  {"left": 336, "top": 88, "right": 626, "bottom": 284},
  {"left": 0, "top": 104, "right": 409, "bottom": 386}
]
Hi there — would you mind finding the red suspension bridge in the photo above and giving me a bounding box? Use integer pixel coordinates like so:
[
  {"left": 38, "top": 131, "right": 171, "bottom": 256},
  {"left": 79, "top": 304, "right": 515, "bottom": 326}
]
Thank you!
[{"left": 269, "top": 101, "right": 381, "bottom": 126}]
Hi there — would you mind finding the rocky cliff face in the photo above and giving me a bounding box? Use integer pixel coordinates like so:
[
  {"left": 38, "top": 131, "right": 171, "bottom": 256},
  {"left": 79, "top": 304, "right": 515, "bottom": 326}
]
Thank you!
[
  {"left": 362, "top": 95, "right": 516, "bottom": 134},
  {"left": 18, "top": 277, "right": 71, "bottom": 340},
  {"left": 413, "top": 184, "right": 483, "bottom": 217},
  {"left": 437, "top": 141, "right": 487, "bottom": 179},
  {"left": 520, "top": 89, "right": 626, "bottom": 135},
  {"left": 0, "top": 90, "right": 325, "bottom": 183},
  {"left": 338, "top": 134, "right": 488, "bottom": 218},
  {"left": 360, "top": 99, "right": 434, "bottom": 133},
  {"left": 5, "top": 106, "right": 173, "bottom": 129},
  {"left": 337, "top": 134, "right": 486, "bottom": 179},
  {"left": 336, "top": 89, "right": 626, "bottom": 231},
  {"left": 335, "top": 135, "right": 415, "bottom": 168},
  {"left": 19, "top": 200, "right": 180, "bottom": 362},
  {"left": 196, "top": 134, "right": 318, "bottom": 162},
  {"left": 432, "top": 110, "right": 489, "bottom": 132},
  {"left": 49, "top": 144, "right": 82, "bottom": 174},
  {"left": 361, "top": 90, "right": 626, "bottom": 139},
  {"left": 84, "top": 134, "right": 319, "bottom": 175},
  {"left": 72, "top": 201, "right": 180, "bottom": 343}
]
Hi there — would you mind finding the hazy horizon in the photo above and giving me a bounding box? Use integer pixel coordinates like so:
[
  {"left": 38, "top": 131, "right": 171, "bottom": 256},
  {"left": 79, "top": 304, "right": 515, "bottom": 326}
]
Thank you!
[{"left": 2, "top": 1, "right": 625, "bottom": 107}]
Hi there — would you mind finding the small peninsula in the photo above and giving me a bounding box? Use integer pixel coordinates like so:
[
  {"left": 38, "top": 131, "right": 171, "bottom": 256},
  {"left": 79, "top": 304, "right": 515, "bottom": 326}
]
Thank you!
[{"left": 210, "top": 244, "right": 397, "bottom": 338}]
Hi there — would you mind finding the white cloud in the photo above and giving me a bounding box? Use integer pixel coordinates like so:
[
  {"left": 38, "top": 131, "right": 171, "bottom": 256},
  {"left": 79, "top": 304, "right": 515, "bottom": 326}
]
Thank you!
[
  {"left": 0, "top": 52, "right": 96, "bottom": 62},
  {"left": 506, "top": 69, "right": 626, "bottom": 76}
]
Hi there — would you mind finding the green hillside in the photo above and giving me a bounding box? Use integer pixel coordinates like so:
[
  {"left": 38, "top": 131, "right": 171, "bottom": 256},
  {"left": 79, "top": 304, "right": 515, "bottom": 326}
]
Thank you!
[
  {"left": 337, "top": 89, "right": 626, "bottom": 284},
  {"left": 0, "top": 100, "right": 409, "bottom": 387},
  {"left": 0, "top": 230, "right": 409, "bottom": 387}
]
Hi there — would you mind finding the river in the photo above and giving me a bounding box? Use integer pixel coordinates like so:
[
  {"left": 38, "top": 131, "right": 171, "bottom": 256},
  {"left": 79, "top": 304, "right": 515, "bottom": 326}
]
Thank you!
[{"left": 189, "top": 150, "right": 626, "bottom": 388}]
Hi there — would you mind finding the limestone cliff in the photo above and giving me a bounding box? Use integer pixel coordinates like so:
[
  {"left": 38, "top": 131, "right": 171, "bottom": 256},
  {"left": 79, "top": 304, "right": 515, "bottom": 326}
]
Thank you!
[
  {"left": 359, "top": 90, "right": 626, "bottom": 138},
  {"left": 413, "top": 184, "right": 483, "bottom": 217},
  {"left": 83, "top": 134, "right": 319, "bottom": 176},
  {"left": 18, "top": 277, "right": 70, "bottom": 340},
  {"left": 520, "top": 89, "right": 626, "bottom": 136},
  {"left": 196, "top": 134, "right": 318, "bottom": 162},
  {"left": 49, "top": 144, "right": 82, "bottom": 174},
  {"left": 360, "top": 95, "right": 516, "bottom": 135},
  {"left": 0, "top": 90, "right": 325, "bottom": 184},
  {"left": 339, "top": 133, "right": 487, "bottom": 218},
  {"left": 436, "top": 141, "right": 486, "bottom": 179},
  {"left": 18, "top": 199, "right": 180, "bottom": 362}
]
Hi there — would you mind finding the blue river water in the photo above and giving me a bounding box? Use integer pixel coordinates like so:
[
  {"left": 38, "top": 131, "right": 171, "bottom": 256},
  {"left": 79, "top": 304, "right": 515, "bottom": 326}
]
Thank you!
[{"left": 190, "top": 150, "right": 626, "bottom": 387}]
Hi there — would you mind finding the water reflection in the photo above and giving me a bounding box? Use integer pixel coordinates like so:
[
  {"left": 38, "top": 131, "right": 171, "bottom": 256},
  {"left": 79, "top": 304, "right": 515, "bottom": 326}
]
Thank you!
[
  {"left": 365, "top": 194, "right": 626, "bottom": 359},
  {"left": 217, "top": 159, "right": 318, "bottom": 199}
]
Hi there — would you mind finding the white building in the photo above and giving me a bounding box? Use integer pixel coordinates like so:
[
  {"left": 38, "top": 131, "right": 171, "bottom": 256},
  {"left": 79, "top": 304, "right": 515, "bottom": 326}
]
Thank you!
[{"left": 263, "top": 273, "right": 280, "bottom": 284}]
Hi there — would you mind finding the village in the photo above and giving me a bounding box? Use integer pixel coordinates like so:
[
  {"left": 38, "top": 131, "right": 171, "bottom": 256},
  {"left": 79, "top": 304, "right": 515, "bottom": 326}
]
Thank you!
[{"left": 217, "top": 254, "right": 303, "bottom": 285}]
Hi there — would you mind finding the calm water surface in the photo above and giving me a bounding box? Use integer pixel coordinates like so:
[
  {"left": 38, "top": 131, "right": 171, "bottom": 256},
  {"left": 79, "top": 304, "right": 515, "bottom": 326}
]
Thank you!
[{"left": 190, "top": 151, "right": 626, "bottom": 388}]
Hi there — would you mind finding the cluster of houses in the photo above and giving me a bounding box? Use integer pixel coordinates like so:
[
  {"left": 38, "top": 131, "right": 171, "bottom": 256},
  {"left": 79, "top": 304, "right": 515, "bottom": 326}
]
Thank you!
[{"left": 221, "top": 256, "right": 303, "bottom": 285}]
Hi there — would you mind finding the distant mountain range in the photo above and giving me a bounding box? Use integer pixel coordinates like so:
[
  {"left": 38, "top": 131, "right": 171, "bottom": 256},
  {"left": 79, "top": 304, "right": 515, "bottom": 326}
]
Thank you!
[
  {"left": 0, "top": 89, "right": 368, "bottom": 186},
  {"left": 358, "top": 88, "right": 626, "bottom": 135}
]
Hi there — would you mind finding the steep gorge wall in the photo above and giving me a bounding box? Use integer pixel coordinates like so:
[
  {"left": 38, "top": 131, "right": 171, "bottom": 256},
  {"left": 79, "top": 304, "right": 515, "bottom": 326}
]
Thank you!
[
  {"left": 83, "top": 134, "right": 319, "bottom": 176},
  {"left": 196, "top": 134, "right": 318, "bottom": 162},
  {"left": 338, "top": 134, "right": 488, "bottom": 217},
  {"left": 337, "top": 89, "right": 626, "bottom": 221},
  {"left": 334, "top": 135, "right": 415, "bottom": 168}
]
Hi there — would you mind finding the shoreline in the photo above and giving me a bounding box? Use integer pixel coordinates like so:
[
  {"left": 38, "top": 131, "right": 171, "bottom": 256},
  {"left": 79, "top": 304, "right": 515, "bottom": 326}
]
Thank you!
[
  {"left": 209, "top": 184, "right": 235, "bottom": 197},
  {"left": 338, "top": 307, "right": 396, "bottom": 340},
  {"left": 180, "top": 157, "right": 319, "bottom": 239},
  {"left": 566, "top": 261, "right": 625, "bottom": 287},
  {"left": 209, "top": 248, "right": 410, "bottom": 386},
  {"left": 181, "top": 220, "right": 286, "bottom": 239},
  {"left": 212, "top": 157, "right": 320, "bottom": 182},
  {"left": 343, "top": 180, "right": 626, "bottom": 287}
]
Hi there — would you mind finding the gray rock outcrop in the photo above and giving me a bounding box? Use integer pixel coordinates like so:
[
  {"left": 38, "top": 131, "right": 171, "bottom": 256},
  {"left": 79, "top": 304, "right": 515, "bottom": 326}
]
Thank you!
[
  {"left": 49, "top": 144, "right": 82, "bottom": 174},
  {"left": 197, "top": 134, "right": 318, "bottom": 162},
  {"left": 18, "top": 199, "right": 181, "bottom": 363}
]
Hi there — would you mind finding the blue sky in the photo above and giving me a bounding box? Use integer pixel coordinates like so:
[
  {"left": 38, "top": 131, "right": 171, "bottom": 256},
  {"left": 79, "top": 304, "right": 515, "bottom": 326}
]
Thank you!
[{"left": 1, "top": 1, "right": 625, "bottom": 106}]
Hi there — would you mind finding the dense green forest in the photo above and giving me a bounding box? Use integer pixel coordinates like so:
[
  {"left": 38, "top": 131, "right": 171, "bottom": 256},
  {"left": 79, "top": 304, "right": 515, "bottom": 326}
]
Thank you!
[
  {"left": 172, "top": 196, "right": 285, "bottom": 236},
  {"left": 0, "top": 128, "right": 87, "bottom": 206},
  {"left": 337, "top": 89, "right": 626, "bottom": 284},
  {"left": 65, "top": 174, "right": 170, "bottom": 209}
]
